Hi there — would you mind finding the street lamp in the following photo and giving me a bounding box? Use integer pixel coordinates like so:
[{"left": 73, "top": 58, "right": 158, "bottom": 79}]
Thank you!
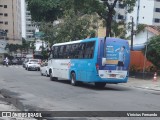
[{"left": 130, "top": 16, "right": 134, "bottom": 51}]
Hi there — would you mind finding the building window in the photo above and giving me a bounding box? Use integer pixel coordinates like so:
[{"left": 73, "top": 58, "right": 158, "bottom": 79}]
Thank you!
[
  {"left": 154, "top": 18, "right": 160, "bottom": 23},
  {"left": 143, "top": 17, "right": 144, "bottom": 19},
  {"left": 156, "top": 0, "right": 160, "bottom": 2},
  {"left": 4, "top": 5, "right": 7, "bottom": 8},
  {"left": 118, "top": 14, "right": 124, "bottom": 20},
  {"left": 0, "top": 13, "right": 3, "bottom": 16},
  {"left": 4, "top": 13, "right": 8, "bottom": 17},
  {"left": 4, "top": 21, "right": 8, "bottom": 25},
  {"left": 5, "top": 30, "right": 8, "bottom": 33},
  {"left": 143, "top": 6, "right": 145, "bottom": 8},
  {"left": 155, "top": 8, "right": 160, "bottom": 12},
  {"left": 0, "top": 21, "right": 3, "bottom": 24},
  {"left": 0, "top": 5, "right": 3, "bottom": 7}
]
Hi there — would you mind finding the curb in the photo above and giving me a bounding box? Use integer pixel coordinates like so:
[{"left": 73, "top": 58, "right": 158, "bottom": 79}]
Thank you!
[
  {"left": 134, "top": 86, "right": 160, "bottom": 91},
  {"left": 126, "top": 85, "right": 160, "bottom": 91}
]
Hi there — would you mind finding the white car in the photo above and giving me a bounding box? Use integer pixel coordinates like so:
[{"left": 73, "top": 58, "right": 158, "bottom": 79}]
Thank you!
[
  {"left": 40, "top": 62, "right": 49, "bottom": 77},
  {"left": 25, "top": 59, "right": 41, "bottom": 71}
]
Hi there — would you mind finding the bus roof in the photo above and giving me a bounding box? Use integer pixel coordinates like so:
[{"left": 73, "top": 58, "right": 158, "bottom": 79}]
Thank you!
[
  {"left": 53, "top": 38, "right": 99, "bottom": 46},
  {"left": 52, "top": 37, "right": 128, "bottom": 46}
]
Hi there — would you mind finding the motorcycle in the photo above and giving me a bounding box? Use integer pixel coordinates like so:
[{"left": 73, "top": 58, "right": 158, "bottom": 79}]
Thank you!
[{"left": 5, "top": 61, "right": 8, "bottom": 67}]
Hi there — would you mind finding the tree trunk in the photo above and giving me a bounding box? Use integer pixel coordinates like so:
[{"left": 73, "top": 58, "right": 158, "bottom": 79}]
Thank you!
[{"left": 106, "top": 11, "right": 113, "bottom": 37}]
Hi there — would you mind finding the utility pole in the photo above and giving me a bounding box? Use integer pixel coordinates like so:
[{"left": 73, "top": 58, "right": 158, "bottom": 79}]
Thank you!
[{"left": 131, "top": 17, "right": 134, "bottom": 51}]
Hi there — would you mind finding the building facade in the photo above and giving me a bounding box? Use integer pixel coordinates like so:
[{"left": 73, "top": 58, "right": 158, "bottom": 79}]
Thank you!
[
  {"left": 21, "top": 0, "right": 37, "bottom": 41},
  {"left": 127, "top": 0, "right": 160, "bottom": 27},
  {"left": 25, "top": 10, "right": 36, "bottom": 41},
  {"left": 0, "top": 0, "right": 22, "bottom": 44}
]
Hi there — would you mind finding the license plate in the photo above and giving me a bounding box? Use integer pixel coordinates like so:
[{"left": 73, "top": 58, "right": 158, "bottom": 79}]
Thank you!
[{"left": 110, "top": 74, "right": 116, "bottom": 77}]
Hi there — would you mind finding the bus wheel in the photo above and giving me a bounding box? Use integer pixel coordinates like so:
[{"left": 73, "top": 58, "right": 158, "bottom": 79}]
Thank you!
[
  {"left": 50, "top": 73, "right": 57, "bottom": 81},
  {"left": 95, "top": 82, "right": 106, "bottom": 88},
  {"left": 71, "top": 72, "right": 77, "bottom": 86}
]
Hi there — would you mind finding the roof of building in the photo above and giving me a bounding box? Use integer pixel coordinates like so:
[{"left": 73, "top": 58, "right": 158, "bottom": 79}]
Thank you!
[{"left": 146, "top": 25, "right": 160, "bottom": 35}]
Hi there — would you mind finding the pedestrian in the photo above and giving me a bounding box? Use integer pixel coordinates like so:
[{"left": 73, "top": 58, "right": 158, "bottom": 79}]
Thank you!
[{"left": 4, "top": 57, "right": 9, "bottom": 67}]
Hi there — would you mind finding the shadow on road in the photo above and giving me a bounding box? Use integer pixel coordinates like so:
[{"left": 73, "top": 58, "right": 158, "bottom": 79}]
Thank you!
[{"left": 50, "top": 79, "right": 132, "bottom": 91}]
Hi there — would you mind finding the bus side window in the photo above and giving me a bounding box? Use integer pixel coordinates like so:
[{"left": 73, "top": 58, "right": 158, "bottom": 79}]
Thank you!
[
  {"left": 63, "top": 45, "right": 67, "bottom": 58},
  {"left": 70, "top": 44, "right": 77, "bottom": 59},
  {"left": 52, "top": 46, "right": 55, "bottom": 58},
  {"left": 66, "top": 45, "right": 71, "bottom": 59},
  {"left": 54, "top": 46, "right": 59, "bottom": 58},
  {"left": 59, "top": 46, "right": 64, "bottom": 59},
  {"left": 78, "top": 43, "right": 86, "bottom": 59},
  {"left": 48, "top": 53, "right": 53, "bottom": 60},
  {"left": 74, "top": 44, "right": 79, "bottom": 58},
  {"left": 84, "top": 42, "right": 95, "bottom": 59}
]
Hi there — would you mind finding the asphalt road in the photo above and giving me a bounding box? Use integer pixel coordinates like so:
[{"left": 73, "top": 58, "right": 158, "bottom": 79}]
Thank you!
[{"left": 0, "top": 65, "right": 160, "bottom": 119}]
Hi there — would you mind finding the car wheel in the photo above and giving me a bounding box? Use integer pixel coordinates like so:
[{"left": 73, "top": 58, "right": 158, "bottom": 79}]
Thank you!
[
  {"left": 40, "top": 71, "right": 43, "bottom": 76},
  {"left": 27, "top": 67, "right": 30, "bottom": 71}
]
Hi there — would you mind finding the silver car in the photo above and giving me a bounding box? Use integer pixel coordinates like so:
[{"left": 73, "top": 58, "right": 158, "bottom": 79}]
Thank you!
[
  {"left": 25, "top": 59, "right": 41, "bottom": 71},
  {"left": 40, "top": 62, "right": 49, "bottom": 77}
]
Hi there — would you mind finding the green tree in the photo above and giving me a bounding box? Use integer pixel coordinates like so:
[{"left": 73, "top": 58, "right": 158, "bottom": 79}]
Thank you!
[
  {"left": 39, "top": 22, "right": 57, "bottom": 46},
  {"left": 27, "top": 0, "right": 136, "bottom": 37},
  {"left": 29, "top": 41, "right": 36, "bottom": 54},
  {"left": 22, "top": 38, "right": 30, "bottom": 53},
  {"left": 55, "top": 10, "right": 98, "bottom": 42},
  {"left": 143, "top": 35, "right": 160, "bottom": 69},
  {"left": 26, "top": 0, "right": 63, "bottom": 22},
  {"left": 98, "top": 0, "right": 136, "bottom": 37},
  {"left": 5, "top": 44, "right": 18, "bottom": 55}
]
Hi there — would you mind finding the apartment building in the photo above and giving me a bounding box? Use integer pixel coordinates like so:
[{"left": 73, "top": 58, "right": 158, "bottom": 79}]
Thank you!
[
  {"left": 0, "top": 0, "right": 22, "bottom": 44},
  {"left": 114, "top": 2, "right": 127, "bottom": 22},
  {"left": 21, "top": 0, "right": 37, "bottom": 41},
  {"left": 127, "top": 0, "right": 160, "bottom": 27}
]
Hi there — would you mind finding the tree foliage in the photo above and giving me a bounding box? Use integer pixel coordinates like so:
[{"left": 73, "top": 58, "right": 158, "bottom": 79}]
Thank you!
[
  {"left": 27, "top": 0, "right": 136, "bottom": 39},
  {"left": 136, "top": 24, "right": 146, "bottom": 34},
  {"left": 5, "top": 38, "right": 31, "bottom": 54},
  {"left": 143, "top": 35, "right": 160, "bottom": 69},
  {"left": 55, "top": 10, "right": 98, "bottom": 42},
  {"left": 26, "top": 0, "right": 63, "bottom": 22},
  {"left": 39, "top": 22, "right": 57, "bottom": 45}
]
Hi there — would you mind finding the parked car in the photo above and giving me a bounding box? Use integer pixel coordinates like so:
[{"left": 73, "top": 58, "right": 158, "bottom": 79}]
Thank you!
[
  {"left": 25, "top": 59, "right": 41, "bottom": 71},
  {"left": 40, "top": 62, "right": 49, "bottom": 76},
  {"left": 11, "top": 58, "right": 18, "bottom": 65},
  {"left": 23, "top": 58, "right": 29, "bottom": 68}
]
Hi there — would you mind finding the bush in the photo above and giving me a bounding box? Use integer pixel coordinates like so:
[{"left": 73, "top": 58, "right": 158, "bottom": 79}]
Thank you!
[
  {"left": 143, "top": 35, "right": 160, "bottom": 69},
  {"left": 129, "top": 65, "right": 141, "bottom": 72}
]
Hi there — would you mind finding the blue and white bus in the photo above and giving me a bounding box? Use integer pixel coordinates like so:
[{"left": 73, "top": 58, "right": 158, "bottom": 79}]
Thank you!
[{"left": 48, "top": 37, "right": 130, "bottom": 88}]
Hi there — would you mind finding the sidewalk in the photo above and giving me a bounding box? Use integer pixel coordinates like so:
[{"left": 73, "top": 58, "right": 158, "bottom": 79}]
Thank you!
[{"left": 126, "top": 77, "right": 160, "bottom": 91}]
